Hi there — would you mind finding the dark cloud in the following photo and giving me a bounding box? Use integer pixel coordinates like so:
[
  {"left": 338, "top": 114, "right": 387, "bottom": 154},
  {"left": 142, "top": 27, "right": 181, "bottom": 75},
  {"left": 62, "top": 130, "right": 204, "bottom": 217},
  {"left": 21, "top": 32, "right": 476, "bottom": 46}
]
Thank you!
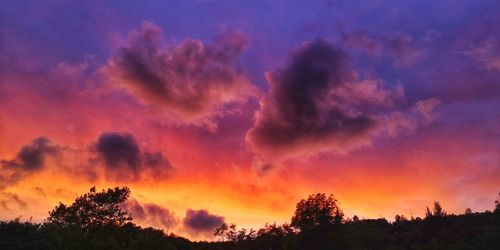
[
  {"left": 142, "top": 151, "right": 171, "bottom": 169},
  {"left": 103, "top": 21, "right": 256, "bottom": 123},
  {"left": 1, "top": 137, "right": 58, "bottom": 170},
  {"left": 182, "top": 209, "right": 225, "bottom": 236},
  {"left": 0, "top": 133, "right": 174, "bottom": 187},
  {"left": 1, "top": 137, "right": 60, "bottom": 189},
  {"left": 247, "top": 39, "right": 434, "bottom": 160},
  {"left": 247, "top": 40, "right": 375, "bottom": 159},
  {"left": 96, "top": 132, "right": 141, "bottom": 170},
  {"left": 95, "top": 132, "right": 172, "bottom": 181},
  {"left": 123, "top": 199, "right": 178, "bottom": 230}
]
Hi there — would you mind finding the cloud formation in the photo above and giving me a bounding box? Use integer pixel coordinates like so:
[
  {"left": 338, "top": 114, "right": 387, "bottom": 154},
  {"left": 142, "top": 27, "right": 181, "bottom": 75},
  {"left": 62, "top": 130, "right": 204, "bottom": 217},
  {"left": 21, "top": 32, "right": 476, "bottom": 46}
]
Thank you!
[
  {"left": 1, "top": 137, "right": 60, "bottom": 189},
  {"left": 247, "top": 39, "right": 436, "bottom": 160},
  {"left": 96, "top": 132, "right": 141, "bottom": 170},
  {"left": 463, "top": 40, "right": 500, "bottom": 72},
  {"left": 1, "top": 137, "right": 58, "bottom": 171},
  {"left": 103, "top": 21, "right": 256, "bottom": 123},
  {"left": 123, "top": 199, "right": 179, "bottom": 230},
  {"left": 94, "top": 132, "right": 172, "bottom": 181},
  {"left": 182, "top": 209, "right": 225, "bottom": 236},
  {"left": 0, "top": 132, "right": 174, "bottom": 188},
  {"left": 0, "top": 191, "right": 27, "bottom": 210},
  {"left": 341, "top": 31, "right": 424, "bottom": 67}
]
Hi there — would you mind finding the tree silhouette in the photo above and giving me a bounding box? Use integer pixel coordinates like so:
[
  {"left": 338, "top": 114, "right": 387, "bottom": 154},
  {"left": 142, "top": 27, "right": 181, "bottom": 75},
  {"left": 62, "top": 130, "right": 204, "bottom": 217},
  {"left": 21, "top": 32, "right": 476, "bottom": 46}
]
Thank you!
[
  {"left": 352, "top": 215, "right": 359, "bottom": 222},
  {"left": 214, "top": 223, "right": 238, "bottom": 242},
  {"left": 425, "top": 201, "right": 446, "bottom": 218},
  {"left": 465, "top": 208, "right": 472, "bottom": 215},
  {"left": 47, "top": 187, "right": 132, "bottom": 231},
  {"left": 495, "top": 192, "right": 500, "bottom": 213},
  {"left": 394, "top": 214, "right": 408, "bottom": 223},
  {"left": 291, "top": 193, "right": 343, "bottom": 231}
]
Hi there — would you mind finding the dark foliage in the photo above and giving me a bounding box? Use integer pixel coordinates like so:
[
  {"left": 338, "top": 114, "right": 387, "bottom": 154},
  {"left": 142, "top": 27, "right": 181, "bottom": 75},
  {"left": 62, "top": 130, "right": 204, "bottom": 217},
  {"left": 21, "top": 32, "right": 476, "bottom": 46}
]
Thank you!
[
  {"left": 290, "top": 193, "right": 344, "bottom": 231},
  {"left": 1, "top": 189, "right": 499, "bottom": 250},
  {"left": 47, "top": 187, "right": 132, "bottom": 231},
  {"left": 495, "top": 192, "right": 500, "bottom": 213}
]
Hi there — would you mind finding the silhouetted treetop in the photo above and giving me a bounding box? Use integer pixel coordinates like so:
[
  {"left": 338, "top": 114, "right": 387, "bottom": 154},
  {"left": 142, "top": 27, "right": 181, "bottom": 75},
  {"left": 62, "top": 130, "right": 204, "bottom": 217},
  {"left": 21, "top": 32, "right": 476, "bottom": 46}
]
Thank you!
[
  {"left": 495, "top": 192, "right": 500, "bottom": 213},
  {"left": 394, "top": 214, "right": 408, "bottom": 223},
  {"left": 47, "top": 186, "right": 132, "bottom": 231},
  {"left": 291, "top": 193, "right": 343, "bottom": 231},
  {"left": 425, "top": 201, "right": 446, "bottom": 218},
  {"left": 465, "top": 208, "right": 472, "bottom": 215}
]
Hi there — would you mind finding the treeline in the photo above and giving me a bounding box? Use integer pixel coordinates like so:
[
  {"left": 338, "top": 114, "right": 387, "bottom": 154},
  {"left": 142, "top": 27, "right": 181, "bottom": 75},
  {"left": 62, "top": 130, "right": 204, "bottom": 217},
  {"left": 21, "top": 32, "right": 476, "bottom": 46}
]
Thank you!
[{"left": 0, "top": 188, "right": 499, "bottom": 250}]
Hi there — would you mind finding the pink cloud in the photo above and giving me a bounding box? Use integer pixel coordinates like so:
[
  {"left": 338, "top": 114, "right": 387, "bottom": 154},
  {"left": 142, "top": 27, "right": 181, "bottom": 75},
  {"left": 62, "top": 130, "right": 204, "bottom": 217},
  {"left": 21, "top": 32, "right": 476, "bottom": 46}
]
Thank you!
[
  {"left": 102, "top": 21, "right": 256, "bottom": 124},
  {"left": 246, "top": 39, "right": 439, "bottom": 161}
]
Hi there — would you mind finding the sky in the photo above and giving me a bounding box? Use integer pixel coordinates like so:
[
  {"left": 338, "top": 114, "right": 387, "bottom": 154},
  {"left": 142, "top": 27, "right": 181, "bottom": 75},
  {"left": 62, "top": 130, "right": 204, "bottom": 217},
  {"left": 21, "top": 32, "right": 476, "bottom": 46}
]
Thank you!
[{"left": 0, "top": 0, "right": 499, "bottom": 240}]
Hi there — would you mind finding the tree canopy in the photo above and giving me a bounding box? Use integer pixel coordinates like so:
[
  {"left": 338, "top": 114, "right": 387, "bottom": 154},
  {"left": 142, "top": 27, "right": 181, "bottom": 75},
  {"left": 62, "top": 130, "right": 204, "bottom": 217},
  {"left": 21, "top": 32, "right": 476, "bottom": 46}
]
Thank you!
[
  {"left": 47, "top": 187, "right": 132, "bottom": 231},
  {"left": 290, "top": 193, "right": 344, "bottom": 231}
]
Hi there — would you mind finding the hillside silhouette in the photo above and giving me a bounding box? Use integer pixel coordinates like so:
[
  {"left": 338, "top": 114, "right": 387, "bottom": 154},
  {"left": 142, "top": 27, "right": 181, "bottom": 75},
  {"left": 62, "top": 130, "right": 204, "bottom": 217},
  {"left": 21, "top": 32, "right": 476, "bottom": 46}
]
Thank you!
[{"left": 0, "top": 187, "right": 499, "bottom": 250}]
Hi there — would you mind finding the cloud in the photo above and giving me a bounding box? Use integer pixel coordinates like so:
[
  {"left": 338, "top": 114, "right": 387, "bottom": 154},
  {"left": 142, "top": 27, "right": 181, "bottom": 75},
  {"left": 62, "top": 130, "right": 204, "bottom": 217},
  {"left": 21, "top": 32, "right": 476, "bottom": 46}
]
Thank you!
[
  {"left": 0, "top": 191, "right": 27, "bottom": 210},
  {"left": 182, "top": 209, "right": 225, "bottom": 236},
  {"left": 341, "top": 31, "right": 382, "bottom": 56},
  {"left": 123, "top": 199, "right": 179, "bottom": 230},
  {"left": 383, "top": 34, "right": 425, "bottom": 67},
  {"left": 96, "top": 132, "right": 141, "bottom": 170},
  {"left": 103, "top": 21, "right": 256, "bottom": 123},
  {"left": 1, "top": 137, "right": 58, "bottom": 170},
  {"left": 142, "top": 151, "right": 171, "bottom": 169},
  {"left": 413, "top": 98, "right": 441, "bottom": 123},
  {"left": 0, "top": 132, "right": 174, "bottom": 188},
  {"left": 246, "top": 39, "right": 437, "bottom": 160},
  {"left": 94, "top": 132, "right": 173, "bottom": 181},
  {"left": 463, "top": 40, "right": 500, "bottom": 72},
  {"left": 33, "top": 187, "right": 46, "bottom": 197},
  {"left": 1, "top": 137, "right": 60, "bottom": 189},
  {"left": 340, "top": 30, "right": 424, "bottom": 67},
  {"left": 376, "top": 98, "right": 441, "bottom": 137}
]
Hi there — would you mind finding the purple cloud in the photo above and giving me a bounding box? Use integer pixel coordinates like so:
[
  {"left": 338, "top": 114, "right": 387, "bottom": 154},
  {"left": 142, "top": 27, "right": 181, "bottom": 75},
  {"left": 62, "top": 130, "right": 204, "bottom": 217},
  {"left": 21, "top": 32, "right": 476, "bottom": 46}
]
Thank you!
[
  {"left": 182, "top": 209, "right": 225, "bottom": 236},
  {"left": 103, "top": 21, "right": 256, "bottom": 123},
  {"left": 1, "top": 137, "right": 58, "bottom": 171},
  {"left": 247, "top": 39, "right": 437, "bottom": 160},
  {"left": 123, "top": 199, "right": 179, "bottom": 230},
  {"left": 1, "top": 137, "right": 60, "bottom": 189},
  {"left": 94, "top": 132, "right": 172, "bottom": 181}
]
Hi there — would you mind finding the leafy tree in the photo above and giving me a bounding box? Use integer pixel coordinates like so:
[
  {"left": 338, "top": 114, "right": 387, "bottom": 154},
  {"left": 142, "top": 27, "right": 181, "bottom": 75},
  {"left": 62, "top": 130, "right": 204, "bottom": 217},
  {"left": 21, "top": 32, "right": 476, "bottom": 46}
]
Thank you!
[
  {"left": 47, "top": 187, "right": 132, "bottom": 231},
  {"left": 290, "top": 193, "right": 343, "bottom": 231}
]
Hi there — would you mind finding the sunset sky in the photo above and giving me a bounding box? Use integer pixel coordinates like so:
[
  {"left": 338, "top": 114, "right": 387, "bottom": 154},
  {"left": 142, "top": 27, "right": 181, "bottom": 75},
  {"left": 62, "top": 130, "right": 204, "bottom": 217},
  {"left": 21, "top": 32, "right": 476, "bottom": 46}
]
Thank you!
[{"left": 1, "top": 0, "right": 499, "bottom": 240}]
